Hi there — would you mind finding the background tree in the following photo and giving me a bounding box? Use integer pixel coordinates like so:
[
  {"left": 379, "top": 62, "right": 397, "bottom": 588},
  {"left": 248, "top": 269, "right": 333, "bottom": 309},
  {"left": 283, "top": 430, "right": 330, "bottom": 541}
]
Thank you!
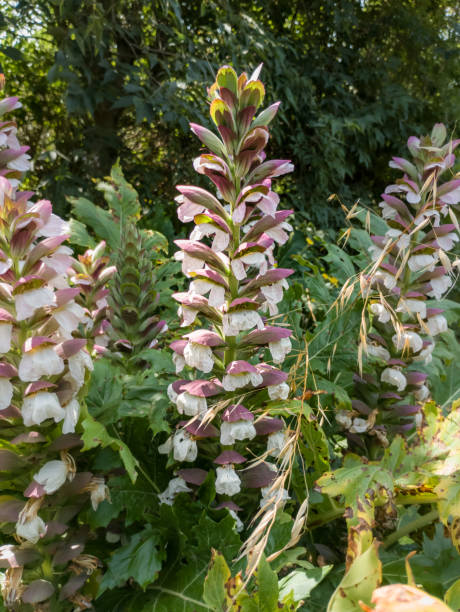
[{"left": 0, "top": 0, "right": 459, "bottom": 236}]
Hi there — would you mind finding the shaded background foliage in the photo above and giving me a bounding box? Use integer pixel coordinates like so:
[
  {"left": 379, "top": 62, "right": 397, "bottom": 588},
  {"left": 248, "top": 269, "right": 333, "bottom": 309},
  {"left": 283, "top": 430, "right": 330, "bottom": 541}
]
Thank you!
[{"left": 0, "top": 0, "right": 459, "bottom": 237}]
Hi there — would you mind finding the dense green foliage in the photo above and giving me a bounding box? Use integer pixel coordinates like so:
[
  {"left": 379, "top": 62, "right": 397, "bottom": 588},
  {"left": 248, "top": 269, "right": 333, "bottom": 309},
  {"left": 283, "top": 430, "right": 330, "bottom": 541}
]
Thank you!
[{"left": 1, "top": 0, "right": 459, "bottom": 232}]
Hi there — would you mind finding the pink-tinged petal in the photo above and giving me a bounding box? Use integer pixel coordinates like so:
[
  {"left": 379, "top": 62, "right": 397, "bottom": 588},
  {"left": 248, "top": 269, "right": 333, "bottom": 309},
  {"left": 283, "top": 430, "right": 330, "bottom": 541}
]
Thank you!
[
  {"left": 243, "top": 210, "right": 293, "bottom": 243},
  {"left": 368, "top": 333, "right": 387, "bottom": 347},
  {"left": 222, "top": 404, "right": 254, "bottom": 422},
  {"left": 393, "top": 404, "right": 420, "bottom": 416},
  {"left": 236, "top": 183, "right": 269, "bottom": 206},
  {"left": 228, "top": 297, "right": 259, "bottom": 311},
  {"left": 214, "top": 450, "right": 246, "bottom": 465},
  {"left": 22, "top": 336, "right": 56, "bottom": 352},
  {"left": 55, "top": 288, "right": 80, "bottom": 307},
  {"left": 242, "top": 326, "right": 292, "bottom": 345},
  {"left": 0, "top": 405, "right": 21, "bottom": 419},
  {"left": 189, "top": 268, "right": 228, "bottom": 287},
  {"left": 0, "top": 363, "right": 17, "bottom": 378},
  {"left": 194, "top": 210, "right": 231, "bottom": 233},
  {"left": 189, "top": 123, "right": 225, "bottom": 155},
  {"left": 380, "top": 194, "right": 412, "bottom": 219},
  {"left": 351, "top": 400, "right": 372, "bottom": 415},
  {"left": 170, "top": 340, "right": 187, "bottom": 355},
  {"left": 380, "top": 392, "right": 402, "bottom": 400},
  {"left": 174, "top": 240, "right": 229, "bottom": 274},
  {"left": 177, "top": 468, "right": 208, "bottom": 485},
  {"left": 215, "top": 500, "right": 243, "bottom": 512},
  {"left": 389, "top": 156, "right": 418, "bottom": 179},
  {"left": 406, "top": 372, "right": 428, "bottom": 385},
  {"left": 0, "top": 499, "right": 25, "bottom": 522},
  {"left": 242, "top": 462, "right": 276, "bottom": 488},
  {"left": 181, "top": 379, "right": 222, "bottom": 397},
  {"left": 11, "top": 431, "right": 45, "bottom": 445},
  {"left": 184, "top": 329, "right": 224, "bottom": 347},
  {"left": 0, "top": 449, "right": 24, "bottom": 470},
  {"left": 256, "top": 363, "right": 288, "bottom": 387},
  {"left": 248, "top": 159, "right": 293, "bottom": 183},
  {"left": 387, "top": 359, "right": 406, "bottom": 367},
  {"left": 182, "top": 420, "right": 219, "bottom": 438},
  {"left": 254, "top": 417, "right": 284, "bottom": 435},
  {"left": 48, "top": 434, "right": 83, "bottom": 451},
  {"left": 427, "top": 308, "right": 444, "bottom": 317},
  {"left": 240, "top": 268, "right": 294, "bottom": 296},
  {"left": 24, "top": 381, "right": 57, "bottom": 395},
  {"left": 56, "top": 339, "right": 87, "bottom": 359},
  {"left": 226, "top": 360, "right": 258, "bottom": 375},
  {"left": 0, "top": 308, "right": 13, "bottom": 322},
  {"left": 24, "top": 480, "right": 47, "bottom": 498}
]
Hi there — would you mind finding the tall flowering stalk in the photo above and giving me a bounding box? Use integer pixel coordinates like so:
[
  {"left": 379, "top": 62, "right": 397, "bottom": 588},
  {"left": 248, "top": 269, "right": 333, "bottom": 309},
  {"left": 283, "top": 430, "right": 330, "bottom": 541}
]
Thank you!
[
  {"left": 337, "top": 124, "right": 459, "bottom": 446},
  {"left": 0, "top": 80, "right": 106, "bottom": 610},
  {"left": 159, "top": 65, "right": 294, "bottom": 523}
]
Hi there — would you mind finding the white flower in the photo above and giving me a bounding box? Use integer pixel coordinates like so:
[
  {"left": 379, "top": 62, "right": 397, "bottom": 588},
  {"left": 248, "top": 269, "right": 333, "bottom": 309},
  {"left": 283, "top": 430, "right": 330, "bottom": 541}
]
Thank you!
[
  {"left": 396, "top": 299, "right": 426, "bottom": 319},
  {"left": 269, "top": 336, "right": 292, "bottom": 364},
  {"left": 215, "top": 465, "right": 241, "bottom": 496},
  {"left": 190, "top": 224, "right": 229, "bottom": 252},
  {"left": 38, "top": 213, "right": 69, "bottom": 238},
  {"left": 158, "top": 436, "right": 173, "bottom": 455},
  {"left": 231, "top": 252, "right": 267, "bottom": 280},
  {"left": 18, "top": 347, "right": 64, "bottom": 382},
  {"left": 222, "top": 310, "right": 263, "bottom": 336},
  {"left": 408, "top": 254, "right": 437, "bottom": 273},
  {"left": 89, "top": 478, "right": 110, "bottom": 511},
  {"left": 381, "top": 368, "right": 407, "bottom": 392},
  {"left": 0, "top": 323, "right": 12, "bottom": 353},
  {"left": 261, "top": 280, "right": 288, "bottom": 315},
  {"left": 413, "top": 343, "right": 434, "bottom": 365},
  {"left": 34, "top": 460, "right": 69, "bottom": 494},
  {"left": 386, "top": 228, "right": 410, "bottom": 250},
  {"left": 15, "top": 286, "right": 55, "bottom": 321},
  {"left": 176, "top": 392, "right": 207, "bottom": 416},
  {"left": 267, "top": 430, "right": 288, "bottom": 458},
  {"left": 222, "top": 371, "right": 263, "bottom": 391},
  {"left": 22, "top": 392, "right": 65, "bottom": 426},
  {"left": 268, "top": 382, "right": 289, "bottom": 400},
  {"left": 167, "top": 383, "right": 179, "bottom": 403},
  {"left": 8, "top": 152, "right": 31, "bottom": 172},
  {"left": 53, "top": 301, "right": 86, "bottom": 338},
  {"left": 427, "top": 314, "right": 448, "bottom": 336},
  {"left": 220, "top": 420, "right": 256, "bottom": 445},
  {"left": 392, "top": 331, "right": 423, "bottom": 354},
  {"left": 379, "top": 200, "right": 397, "bottom": 219},
  {"left": 189, "top": 279, "right": 226, "bottom": 308},
  {"left": 43, "top": 246, "right": 73, "bottom": 276},
  {"left": 67, "top": 349, "right": 93, "bottom": 391},
  {"left": 0, "top": 378, "right": 13, "bottom": 410},
  {"left": 414, "top": 384, "right": 430, "bottom": 401},
  {"left": 436, "top": 232, "right": 459, "bottom": 251},
  {"left": 175, "top": 251, "right": 205, "bottom": 277},
  {"left": 16, "top": 515, "right": 46, "bottom": 544},
  {"left": 364, "top": 343, "right": 390, "bottom": 362},
  {"left": 370, "top": 302, "right": 391, "bottom": 324},
  {"left": 260, "top": 485, "right": 290, "bottom": 509},
  {"left": 336, "top": 410, "right": 353, "bottom": 429},
  {"left": 373, "top": 271, "right": 397, "bottom": 290},
  {"left": 62, "top": 398, "right": 80, "bottom": 434},
  {"left": 427, "top": 275, "right": 452, "bottom": 299},
  {"left": 368, "top": 244, "right": 384, "bottom": 261},
  {"left": 350, "top": 418, "right": 370, "bottom": 434},
  {"left": 158, "top": 477, "right": 191, "bottom": 506},
  {"left": 183, "top": 342, "right": 214, "bottom": 373},
  {"left": 172, "top": 352, "right": 185, "bottom": 374},
  {"left": 229, "top": 509, "right": 244, "bottom": 532},
  {"left": 173, "top": 430, "right": 197, "bottom": 462}
]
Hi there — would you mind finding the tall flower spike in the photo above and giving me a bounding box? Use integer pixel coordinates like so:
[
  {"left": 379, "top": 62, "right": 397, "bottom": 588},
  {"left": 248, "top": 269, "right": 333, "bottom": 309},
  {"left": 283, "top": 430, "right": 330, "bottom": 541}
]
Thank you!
[
  {"left": 338, "top": 124, "right": 459, "bottom": 447},
  {"left": 0, "top": 81, "right": 104, "bottom": 610},
  {"left": 160, "top": 65, "right": 294, "bottom": 523},
  {"left": 107, "top": 217, "right": 167, "bottom": 366}
]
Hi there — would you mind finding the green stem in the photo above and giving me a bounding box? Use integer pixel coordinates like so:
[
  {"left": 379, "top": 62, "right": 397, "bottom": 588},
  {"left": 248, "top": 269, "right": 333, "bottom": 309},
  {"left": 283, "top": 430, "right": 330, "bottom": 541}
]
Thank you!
[{"left": 382, "top": 508, "right": 438, "bottom": 549}]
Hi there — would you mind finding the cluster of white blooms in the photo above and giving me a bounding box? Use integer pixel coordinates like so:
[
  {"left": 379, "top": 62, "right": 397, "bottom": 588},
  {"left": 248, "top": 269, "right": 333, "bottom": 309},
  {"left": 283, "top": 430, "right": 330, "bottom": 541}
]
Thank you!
[
  {"left": 158, "top": 66, "right": 295, "bottom": 529},
  {"left": 341, "top": 124, "right": 459, "bottom": 445},
  {"left": 0, "top": 81, "right": 108, "bottom": 610}
]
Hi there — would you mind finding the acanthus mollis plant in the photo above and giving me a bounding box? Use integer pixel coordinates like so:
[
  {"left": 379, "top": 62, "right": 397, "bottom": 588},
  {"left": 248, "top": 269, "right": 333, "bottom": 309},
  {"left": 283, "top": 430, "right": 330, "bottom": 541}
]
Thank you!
[
  {"left": 0, "top": 86, "right": 108, "bottom": 610},
  {"left": 337, "top": 123, "right": 459, "bottom": 449},
  {"left": 106, "top": 217, "right": 167, "bottom": 368},
  {"left": 71, "top": 240, "right": 115, "bottom": 356},
  {"left": 157, "top": 65, "right": 295, "bottom": 530}
]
